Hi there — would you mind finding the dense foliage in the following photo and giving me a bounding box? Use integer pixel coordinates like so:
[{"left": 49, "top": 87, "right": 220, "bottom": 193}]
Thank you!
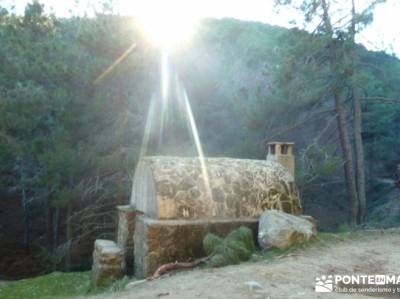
[{"left": 0, "top": 2, "right": 399, "bottom": 277}]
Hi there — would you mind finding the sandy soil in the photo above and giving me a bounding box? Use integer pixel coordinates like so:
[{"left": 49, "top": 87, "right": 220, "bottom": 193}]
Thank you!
[{"left": 84, "top": 230, "right": 400, "bottom": 299}]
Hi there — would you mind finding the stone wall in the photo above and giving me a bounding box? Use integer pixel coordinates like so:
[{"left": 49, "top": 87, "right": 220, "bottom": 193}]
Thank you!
[
  {"left": 134, "top": 215, "right": 258, "bottom": 278},
  {"left": 131, "top": 156, "right": 301, "bottom": 220},
  {"left": 116, "top": 205, "right": 136, "bottom": 274}
]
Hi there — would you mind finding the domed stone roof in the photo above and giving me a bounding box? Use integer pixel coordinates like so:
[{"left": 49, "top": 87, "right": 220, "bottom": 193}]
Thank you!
[{"left": 131, "top": 156, "right": 302, "bottom": 220}]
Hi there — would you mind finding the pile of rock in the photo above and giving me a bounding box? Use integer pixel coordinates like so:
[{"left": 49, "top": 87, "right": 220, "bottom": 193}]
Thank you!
[{"left": 91, "top": 239, "right": 123, "bottom": 287}]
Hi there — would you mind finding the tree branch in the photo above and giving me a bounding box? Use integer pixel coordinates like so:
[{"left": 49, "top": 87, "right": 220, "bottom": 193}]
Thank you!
[
  {"left": 149, "top": 257, "right": 210, "bottom": 280},
  {"left": 362, "top": 97, "right": 400, "bottom": 103},
  {"left": 264, "top": 107, "right": 336, "bottom": 141}
]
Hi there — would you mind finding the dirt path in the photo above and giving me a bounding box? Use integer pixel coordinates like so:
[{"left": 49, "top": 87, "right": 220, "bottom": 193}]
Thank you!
[{"left": 84, "top": 231, "right": 400, "bottom": 299}]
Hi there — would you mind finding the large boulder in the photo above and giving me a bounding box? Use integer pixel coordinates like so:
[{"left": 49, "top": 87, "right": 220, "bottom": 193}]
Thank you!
[
  {"left": 91, "top": 240, "right": 123, "bottom": 287},
  {"left": 258, "top": 210, "right": 316, "bottom": 250}
]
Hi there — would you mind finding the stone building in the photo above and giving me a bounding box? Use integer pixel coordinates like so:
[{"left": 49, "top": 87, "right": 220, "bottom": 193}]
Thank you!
[{"left": 92, "top": 142, "right": 301, "bottom": 280}]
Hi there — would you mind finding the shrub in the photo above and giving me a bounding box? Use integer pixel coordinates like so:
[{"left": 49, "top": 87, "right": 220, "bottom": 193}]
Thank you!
[{"left": 203, "top": 226, "right": 256, "bottom": 267}]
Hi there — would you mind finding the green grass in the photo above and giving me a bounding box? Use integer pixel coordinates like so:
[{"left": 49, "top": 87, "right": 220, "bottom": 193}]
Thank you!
[
  {"left": 0, "top": 271, "right": 91, "bottom": 299},
  {"left": 0, "top": 271, "right": 138, "bottom": 299}
]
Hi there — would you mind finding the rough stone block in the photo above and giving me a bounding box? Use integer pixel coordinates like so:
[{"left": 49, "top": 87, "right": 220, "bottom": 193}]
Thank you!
[
  {"left": 91, "top": 239, "right": 123, "bottom": 287},
  {"left": 134, "top": 215, "right": 258, "bottom": 278},
  {"left": 258, "top": 210, "right": 316, "bottom": 250},
  {"left": 116, "top": 205, "right": 136, "bottom": 274}
]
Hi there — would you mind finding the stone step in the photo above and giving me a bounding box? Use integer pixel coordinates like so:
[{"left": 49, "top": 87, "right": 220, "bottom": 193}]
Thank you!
[{"left": 91, "top": 239, "right": 123, "bottom": 286}]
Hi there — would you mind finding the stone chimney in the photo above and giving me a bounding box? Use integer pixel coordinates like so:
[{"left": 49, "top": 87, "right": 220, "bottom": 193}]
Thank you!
[{"left": 266, "top": 141, "right": 295, "bottom": 177}]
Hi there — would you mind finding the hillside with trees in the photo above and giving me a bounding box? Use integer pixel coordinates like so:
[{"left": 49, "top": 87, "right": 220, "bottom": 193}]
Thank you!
[{"left": 0, "top": 1, "right": 399, "bottom": 280}]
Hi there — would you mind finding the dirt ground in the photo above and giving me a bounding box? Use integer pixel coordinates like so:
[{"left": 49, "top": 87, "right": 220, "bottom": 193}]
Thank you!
[{"left": 84, "top": 230, "right": 400, "bottom": 299}]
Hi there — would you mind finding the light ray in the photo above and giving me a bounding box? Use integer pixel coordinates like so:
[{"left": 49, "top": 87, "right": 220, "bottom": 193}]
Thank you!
[
  {"left": 138, "top": 53, "right": 212, "bottom": 201},
  {"left": 93, "top": 43, "right": 137, "bottom": 85},
  {"left": 158, "top": 51, "right": 170, "bottom": 148},
  {"left": 139, "top": 94, "right": 156, "bottom": 158},
  {"left": 181, "top": 85, "right": 212, "bottom": 198},
  {"left": 161, "top": 51, "right": 169, "bottom": 101}
]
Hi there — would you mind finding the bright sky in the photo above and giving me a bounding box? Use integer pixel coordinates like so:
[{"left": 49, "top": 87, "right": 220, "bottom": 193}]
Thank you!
[{"left": 5, "top": 0, "right": 400, "bottom": 56}]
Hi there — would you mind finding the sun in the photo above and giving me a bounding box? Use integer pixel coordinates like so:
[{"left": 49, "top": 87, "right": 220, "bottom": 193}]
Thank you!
[{"left": 137, "top": 6, "right": 198, "bottom": 50}]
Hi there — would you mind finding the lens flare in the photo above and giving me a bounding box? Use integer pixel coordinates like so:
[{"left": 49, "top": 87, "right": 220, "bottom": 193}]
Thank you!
[
  {"left": 181, "top": 85, "right": 212, "bottom": 198},
  {"left": 158, "top": 51, "right": 170, "bottom": 147},
  {"left": 139, "top": 94, "right": 157, "bottom": 158},
  {"left": 137, "top": 4, "right": 198, "bottom": 50},
  {"left": 161, "top": 52, "right": 169, "bottom": 101},
  {"left": 138, "top": 51, "right": 211, "bottom": 201}
]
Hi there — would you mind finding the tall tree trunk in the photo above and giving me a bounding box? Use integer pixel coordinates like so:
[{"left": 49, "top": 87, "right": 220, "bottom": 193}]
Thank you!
[
  {"left": 353, "top": 87, "right": 367, "bottom": 222},
  {"left": 351, "top": 0, "right": 367, "bottom": 222},
  {"left": 321, "top": 0, "right": 333, "bottom": 33},
  {"left": 53, "top": 208, "right": 60, "bottom": 251},
  {"left": 46, "top": 197, "right": 53, "bottom": 249},
  {"left": 65, "top": 203, "right": 73, "bottom": 271},
  {"left": 20, "top": 165, "right": 29, "bottom": 251},
  {"left": 321, "top": 0, "right": 360, "bottom": 224},
  {"left": 334, "top": 90, "right": 360, "bottom": 225},
  {"left": 52, "top": 207, "right": 60, "bottom": 270},
  {"left": 21, "top": 187, "right": 29, "bottom": 250}
]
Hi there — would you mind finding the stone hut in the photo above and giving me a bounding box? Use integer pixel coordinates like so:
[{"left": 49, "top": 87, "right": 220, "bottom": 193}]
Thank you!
[{"left": 104, "top": 142, "right": 301, "bottom": 278}]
